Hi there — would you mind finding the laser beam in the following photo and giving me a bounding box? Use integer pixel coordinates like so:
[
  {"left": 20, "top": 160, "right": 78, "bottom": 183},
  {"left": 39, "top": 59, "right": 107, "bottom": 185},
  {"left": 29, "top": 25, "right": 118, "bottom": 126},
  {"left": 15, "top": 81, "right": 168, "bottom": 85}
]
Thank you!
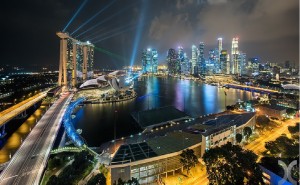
[
  {"left": 88, "top": 23, "right": 134, "bottom": 41},
  {"left": 71, "top": 0, "right": 116, "bottom": 35},
  {"left": 93, "top": 25, "right": 138, "bottom": 43},
  {"left": 94, "top": 46, "right": 127, "bottom": 62},
  {"left": 75, "top": 3, "right": 135, "bottom": 38},
  {"left": 130, "top": 0, "right": 147, "bottom": 67},
  {"left": 63, "top": 0, "right": 89, "bottom": 32}
]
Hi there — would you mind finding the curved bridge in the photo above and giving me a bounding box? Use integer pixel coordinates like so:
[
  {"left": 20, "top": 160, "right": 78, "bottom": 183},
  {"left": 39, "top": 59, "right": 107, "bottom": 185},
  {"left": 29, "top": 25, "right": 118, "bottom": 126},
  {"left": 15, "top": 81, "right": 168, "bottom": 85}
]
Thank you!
[{"left": 50, "top": 147, "right": 83, "bottom": 154}]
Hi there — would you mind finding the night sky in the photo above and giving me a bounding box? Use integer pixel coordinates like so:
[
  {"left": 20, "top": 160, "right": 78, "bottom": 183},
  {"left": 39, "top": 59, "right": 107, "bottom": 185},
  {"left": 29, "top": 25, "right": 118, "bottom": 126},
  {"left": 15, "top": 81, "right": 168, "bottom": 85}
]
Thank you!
[{"left": 0, "top": 0, "right": 299, "bottom": 70}]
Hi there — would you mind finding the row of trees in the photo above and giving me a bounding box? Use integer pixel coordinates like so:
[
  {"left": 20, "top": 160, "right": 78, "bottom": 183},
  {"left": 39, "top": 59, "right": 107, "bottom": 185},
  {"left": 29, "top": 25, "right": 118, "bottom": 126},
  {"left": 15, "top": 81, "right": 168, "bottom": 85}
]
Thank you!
[
  {"left": 113, "top": 177, "right": 139, "bottom": 185},
  {"left": 47, "top": 151, "right": 94, "bottom": 185}
]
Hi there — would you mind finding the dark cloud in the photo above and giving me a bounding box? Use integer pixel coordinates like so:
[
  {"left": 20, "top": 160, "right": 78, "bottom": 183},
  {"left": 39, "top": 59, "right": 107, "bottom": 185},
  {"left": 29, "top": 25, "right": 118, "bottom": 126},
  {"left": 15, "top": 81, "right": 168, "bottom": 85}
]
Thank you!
[{"left": 0, "top": 0, "right": 298, "bottom": 70}]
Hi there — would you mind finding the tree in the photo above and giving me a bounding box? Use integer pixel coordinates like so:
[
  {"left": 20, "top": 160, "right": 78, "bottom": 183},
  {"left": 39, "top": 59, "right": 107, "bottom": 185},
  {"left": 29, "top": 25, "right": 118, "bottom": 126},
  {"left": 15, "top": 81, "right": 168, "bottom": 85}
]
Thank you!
[
  {"left": 47, "top": 175, "right": 63, "bottom": 185},
  {"left": 113, "top": 177, "right": 139, "bottom": 185},
  {"left": 256, "top": 115, "right": 270, "bottom": 130},
  {"left": 203, "top": 143, "right": 265, "bottom": 185},
  {"left": 265, "top": 135, "right": 299, "bottom": 158},
  {"left": 286, "top": 108, "right": 296, "bottom": 116},
  {"left": 288, "top": 123, "right": 299, "bottom": 134},
  {"left": 243, "top": 127, "right": 252, "bottom": 140},
  {"left": 87, "top": 173, "right": 106, "bottom": 185},
  {"left": 179, "top": 149, "right": 198, "bottom": 175},
  {"left": 236, "top": 133, "right": 242, "bottom": 143}
]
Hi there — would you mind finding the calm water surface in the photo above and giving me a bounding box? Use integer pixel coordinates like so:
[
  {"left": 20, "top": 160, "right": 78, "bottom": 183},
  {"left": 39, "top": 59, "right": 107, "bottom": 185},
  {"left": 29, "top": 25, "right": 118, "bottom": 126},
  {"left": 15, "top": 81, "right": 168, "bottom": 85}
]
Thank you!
[{"left": 75, "top": 76, "right": 257, "bottom": 146}]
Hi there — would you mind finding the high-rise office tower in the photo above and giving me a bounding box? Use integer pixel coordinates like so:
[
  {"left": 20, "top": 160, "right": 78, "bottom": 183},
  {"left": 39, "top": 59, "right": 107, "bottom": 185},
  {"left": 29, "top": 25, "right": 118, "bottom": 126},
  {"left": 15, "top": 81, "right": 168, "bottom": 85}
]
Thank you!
[
  {"left": 231, "top": 37, "right": 239, "bottom": 74},
  {"left": 216, "top": 38, "right": 223, "bottom": 73},
  {"left": 142, "top": 48, "right": 158, "bottom": 73},
  {"left": 198, "top": 42, "right": 206, "bottom": 75},
  {"left": 239, "top": 52, "right": 246, "bottom": 75},
  {"left": 191, "top": 45, "right": 198, "bottom": 75},
  {"left": 57, "top": 32, "right": 94, "bottom": 87},
  {"left": 178, "top": 47, "right": 191, "bottom": 75},
  {"left": 218, "top": 38, "right": 223, "bottom": 53},
  {"left": 167, "top": 48, "right": 179, "bottom": 75},
  {"left": 220, "top": 50, "right": 228, "bottom": 74},
  {"left": 152, "top": 49, "right": 158, "bottom": 73}
]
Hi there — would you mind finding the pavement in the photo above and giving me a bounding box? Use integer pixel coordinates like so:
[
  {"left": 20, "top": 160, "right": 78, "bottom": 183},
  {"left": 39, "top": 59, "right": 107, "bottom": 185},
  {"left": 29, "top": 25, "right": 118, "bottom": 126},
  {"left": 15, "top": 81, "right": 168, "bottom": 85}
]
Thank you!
[{"left": 0, "top": 92, "right": 72, "bottom": 185}]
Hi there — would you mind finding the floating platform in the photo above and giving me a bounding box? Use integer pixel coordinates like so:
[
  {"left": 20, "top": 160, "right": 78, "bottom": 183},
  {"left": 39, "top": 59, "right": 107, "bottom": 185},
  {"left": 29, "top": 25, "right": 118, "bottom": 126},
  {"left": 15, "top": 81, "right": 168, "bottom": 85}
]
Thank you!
[{"left": 131, "top": 106, "right": 188, "bottom": 130}]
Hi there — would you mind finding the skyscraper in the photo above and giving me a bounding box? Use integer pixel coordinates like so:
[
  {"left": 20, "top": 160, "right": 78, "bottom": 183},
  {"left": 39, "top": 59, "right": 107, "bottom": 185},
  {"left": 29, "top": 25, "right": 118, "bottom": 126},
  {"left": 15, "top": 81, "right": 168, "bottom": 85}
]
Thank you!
[
  {"left": 152, "top": 49, "right": 158, "bottom": 73},
  {"left": 142, "top": 48, "right": 158, "bottom": 73},
  {"left": 239, "top": 52, "right": 246, "bottom": 75},
  {"left": 57, "top": 32, "right": 94, "bottom": 87},
  {"left": 218, "top": 38, "right": 223, "bottom": 52},
  {"left": 220, "top": 50, "right": 228, "bottom": 74},
  {"left": 198, "top": 42, "right": 206, "bottom": 75},
  {"left": 191, "top": 45, "right": 198, "bottom": 75},
  {"left": 217, "top": 38, "right": 223, "bottom": 73},
  {"left": 167, "top": 48, "right": 179, "bottom": 75},
  {"left": 231, "top": 37, "right": 239, "bottom": 74}
]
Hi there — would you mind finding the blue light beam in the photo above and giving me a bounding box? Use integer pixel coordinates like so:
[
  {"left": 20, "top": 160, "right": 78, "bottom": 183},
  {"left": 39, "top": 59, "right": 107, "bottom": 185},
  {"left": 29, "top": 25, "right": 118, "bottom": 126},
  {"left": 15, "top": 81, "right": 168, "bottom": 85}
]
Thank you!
[
  {"left": 93, "top": 25, "right": 138, "bottom": 43},
  {"left": 63, "top": 0, "right": 89, "bottom": 32},
  {"left": 71, "top": 0, "right": 117, "bottom": 35},
  {"left": 88, "top": 23, "right": 134, "bottom": 41},
  {"left": 129, "top": 0, "right": 147, "bottom": 67},
  {"left": 75, "top": 3, "right": 135, "bottom": 38}
]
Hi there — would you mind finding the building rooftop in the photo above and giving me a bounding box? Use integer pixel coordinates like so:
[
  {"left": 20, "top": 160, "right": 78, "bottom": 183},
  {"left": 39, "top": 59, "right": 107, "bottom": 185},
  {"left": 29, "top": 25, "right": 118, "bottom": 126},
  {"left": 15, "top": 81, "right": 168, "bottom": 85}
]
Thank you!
[
  {"left": 131, "top": 106, "right": 188, "bottom": 128},
  {"left": 147, "top": 131, "right": 202, "bottom": 156},
  {"left": 191, "top": 113, "right": 256, "bottom": 136},
  {"left": 110, "top": 112, "right": 255, "bottom": 165},
  {"left": 111, "top": 142, "right": 157, "bottom": 165},
  {"left": 111, "top": 131, "right": 201, "bottom": 165}
]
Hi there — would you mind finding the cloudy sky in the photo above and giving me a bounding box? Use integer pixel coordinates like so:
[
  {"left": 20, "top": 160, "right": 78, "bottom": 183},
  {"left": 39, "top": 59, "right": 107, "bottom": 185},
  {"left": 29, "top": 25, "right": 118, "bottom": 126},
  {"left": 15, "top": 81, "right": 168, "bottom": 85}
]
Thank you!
[{"left": 0, "top": 0, "right": 298, "bottom": 70}]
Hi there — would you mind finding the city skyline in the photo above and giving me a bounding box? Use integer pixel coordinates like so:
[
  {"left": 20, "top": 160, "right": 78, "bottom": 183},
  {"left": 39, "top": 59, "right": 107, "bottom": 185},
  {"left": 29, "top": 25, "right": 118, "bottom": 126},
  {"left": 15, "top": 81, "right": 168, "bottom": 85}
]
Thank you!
[{"left": 0, "top": 0, "right": 299, "bottom": 69}]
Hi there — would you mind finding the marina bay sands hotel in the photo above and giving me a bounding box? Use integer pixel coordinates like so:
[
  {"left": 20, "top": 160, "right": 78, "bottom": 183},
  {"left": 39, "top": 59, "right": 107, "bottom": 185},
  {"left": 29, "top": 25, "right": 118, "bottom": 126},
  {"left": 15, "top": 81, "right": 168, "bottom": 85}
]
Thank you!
[{"left": 57, "top": 32, "right": 94, "bottom": 87}]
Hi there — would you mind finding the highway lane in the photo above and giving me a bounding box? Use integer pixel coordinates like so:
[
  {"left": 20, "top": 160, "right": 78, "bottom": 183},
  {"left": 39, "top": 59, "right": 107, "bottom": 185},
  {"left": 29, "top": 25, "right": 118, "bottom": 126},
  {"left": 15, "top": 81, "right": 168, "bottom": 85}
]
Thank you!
[
  {"left": 0, "top": 92, "right": 73, "bottom": 185},
  {"left": 0, "top": 92, "right": 47, "bottom": 127}
]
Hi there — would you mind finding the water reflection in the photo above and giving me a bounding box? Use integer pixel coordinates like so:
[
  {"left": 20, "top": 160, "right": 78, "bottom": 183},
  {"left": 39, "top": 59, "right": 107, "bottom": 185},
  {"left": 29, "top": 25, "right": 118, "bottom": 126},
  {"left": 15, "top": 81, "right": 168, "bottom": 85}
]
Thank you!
[
  {"left": 76, "top": 76, "right": 257, "bottom": 146},
  {"left": 0, "top": 106, "right": 47, "bottom": 163}
]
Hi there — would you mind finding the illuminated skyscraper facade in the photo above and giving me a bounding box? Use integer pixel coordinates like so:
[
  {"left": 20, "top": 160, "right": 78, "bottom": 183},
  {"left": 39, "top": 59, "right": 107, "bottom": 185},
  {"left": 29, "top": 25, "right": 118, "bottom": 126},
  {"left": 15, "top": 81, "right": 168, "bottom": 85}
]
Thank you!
[
  {"left": 167, "top": 48, "right": 179, "bottom": 75},
  {"left": 191, "top": 45, "right": 198, "bottom": 75},
  {"left": 220, "top": 50, "right": 229, "bottom": 74},
  {"left": 198, "top": 42, "right": 206, "bottom": 75},
  {"left": 57, "top": 32, "right": 94, "bottom": 87},
  {"left": 239, "top": 52, "right": 247, "bottom": 75},
  {"left": 231, "top": 37, "right": 239, "bottom": 74},
  {"left": 142, "top": 48, "right": 158, "bottom": 73}
]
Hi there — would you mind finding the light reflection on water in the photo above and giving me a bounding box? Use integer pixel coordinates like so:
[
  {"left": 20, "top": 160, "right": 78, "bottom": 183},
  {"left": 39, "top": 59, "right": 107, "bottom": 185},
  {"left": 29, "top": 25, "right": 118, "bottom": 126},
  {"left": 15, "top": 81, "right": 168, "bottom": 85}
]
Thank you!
[
  {"left": 76, "top": 76, "right": 257, "bottom": 146},
  {"left": 0, "top": 106, "right": 47, "bottom": 164}
]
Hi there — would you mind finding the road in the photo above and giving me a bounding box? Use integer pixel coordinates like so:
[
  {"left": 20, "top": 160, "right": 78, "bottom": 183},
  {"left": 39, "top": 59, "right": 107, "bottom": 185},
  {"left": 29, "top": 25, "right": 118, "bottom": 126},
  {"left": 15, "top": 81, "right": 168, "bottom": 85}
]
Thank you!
[
  {"left": 245, "top": 118, "right": 300, "bottom": 158},
  {"left": 0, "top": 92, "right": 47, "bottom": 127},
  {"left": 0, "top": 92, "right": 73, "bottom": 185}
]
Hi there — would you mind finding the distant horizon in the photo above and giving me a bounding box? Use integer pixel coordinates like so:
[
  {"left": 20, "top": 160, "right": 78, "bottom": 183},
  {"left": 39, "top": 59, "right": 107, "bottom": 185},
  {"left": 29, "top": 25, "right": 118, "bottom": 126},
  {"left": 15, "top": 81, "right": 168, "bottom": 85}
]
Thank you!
[{"left": 0, "top": 0, "right": 298, "bottom": 69}]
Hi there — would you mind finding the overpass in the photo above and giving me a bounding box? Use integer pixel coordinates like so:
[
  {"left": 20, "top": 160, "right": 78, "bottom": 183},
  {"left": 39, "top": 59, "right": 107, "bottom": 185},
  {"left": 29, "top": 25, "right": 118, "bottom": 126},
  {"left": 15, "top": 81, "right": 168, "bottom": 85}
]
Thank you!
[
  {"left": 0, "top": 92, "right": 73, "bottom": 185},
  {"left": 0, "top": 92, "right": 47, "bottom": 138},
  {"left": 224, "top": 84, "right": 278, "bottom": 94}
]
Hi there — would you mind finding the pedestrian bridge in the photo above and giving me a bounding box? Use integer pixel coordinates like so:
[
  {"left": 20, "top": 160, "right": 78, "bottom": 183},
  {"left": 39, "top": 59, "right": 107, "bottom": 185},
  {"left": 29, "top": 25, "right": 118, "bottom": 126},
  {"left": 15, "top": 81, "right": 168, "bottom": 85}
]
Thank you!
[{"left": 50, "top": 147, "right": 83, "bottom": 154}]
